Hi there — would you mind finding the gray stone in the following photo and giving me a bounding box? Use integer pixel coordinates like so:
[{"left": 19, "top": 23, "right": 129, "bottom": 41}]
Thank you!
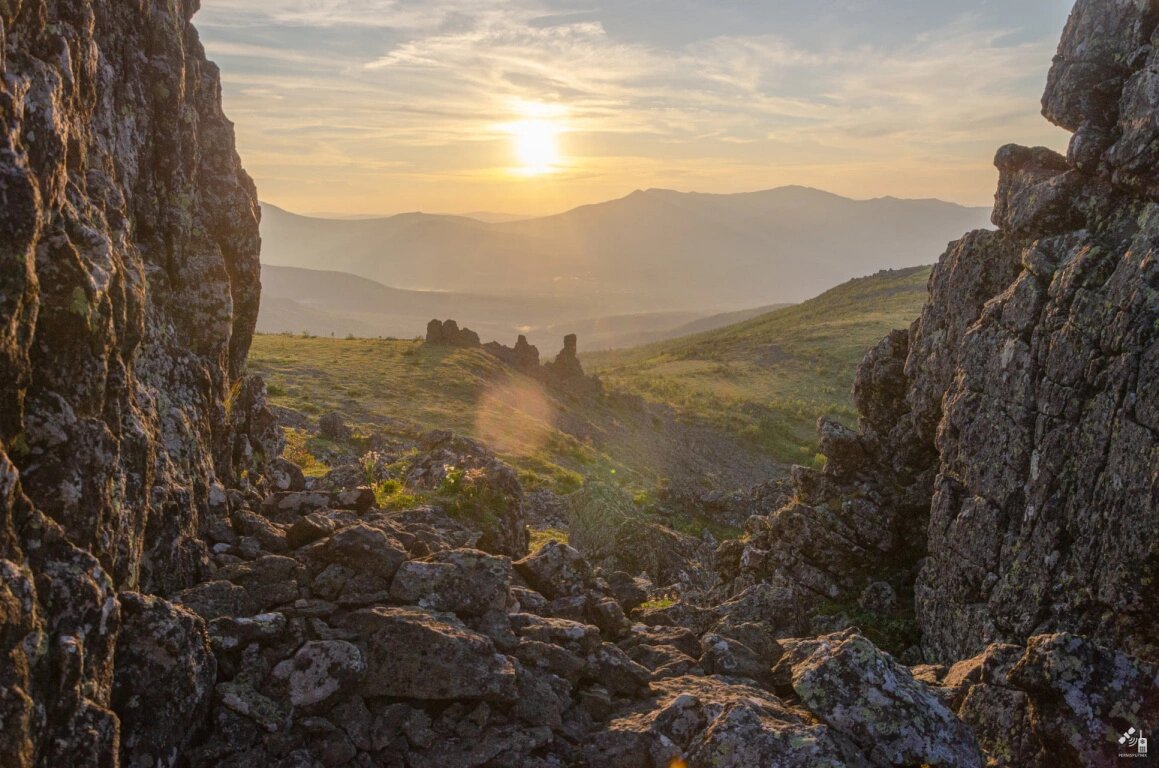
[{"left": 272, "top": 640, "right": 366, "bottom": 708}]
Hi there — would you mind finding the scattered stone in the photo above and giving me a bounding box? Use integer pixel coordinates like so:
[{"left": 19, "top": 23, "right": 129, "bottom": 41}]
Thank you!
[
  {"left": 858, "top": 581, "right": 898, "bottom": 613},
  {"left": 341, "top": 607, "right": 519, "bottom": 702},
  {"left": 217, "top": 556, "right": 308, "bottom": 609},
  {"left": 286, "top": 514, "right": 337, "bottom": 550},
  {"left": 208, "top": 613, "right": 289, "bottom": 652},
  {"left": 268, "top": 458, "right": 307, "bottom": 493},
  {"left": 272, "top": 641, "right": 366, "bottom": 708},
  {"left": 174, "top": 581, "right": 259, "bottom": 622},
  {"left": 319, "top": 412, "right": 353, "bottom": 442}
]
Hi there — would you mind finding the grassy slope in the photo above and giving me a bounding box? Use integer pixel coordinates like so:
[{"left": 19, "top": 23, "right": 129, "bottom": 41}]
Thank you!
[
  {"left": 584, "top": 266, "right": 932, "bottom": 465},
  {"left": 249, "top": 265, "right": 931, "bottom": 494},
  {"left": 250, "top": 337, "right": 595, "bottom": 491}
]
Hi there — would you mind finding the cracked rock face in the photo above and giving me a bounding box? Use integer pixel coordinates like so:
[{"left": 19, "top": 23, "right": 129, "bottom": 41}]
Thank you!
[
  {"left": 915, "top": 0, "right": 1159, "bottom": 663},
  {"left": 719, "top": 0, "right": 1159, "bottom": 669},
  {"left": 0, "top": 1, "right": 261, "bottom": 765}
]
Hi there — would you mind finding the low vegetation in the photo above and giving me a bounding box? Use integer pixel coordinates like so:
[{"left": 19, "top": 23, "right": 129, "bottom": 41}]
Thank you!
[
  {"left": 249, "top": 266, "right": 931, "bottom": 494},
  {"left": 585, "top": 266, "right": 931, "bottom": 463}
]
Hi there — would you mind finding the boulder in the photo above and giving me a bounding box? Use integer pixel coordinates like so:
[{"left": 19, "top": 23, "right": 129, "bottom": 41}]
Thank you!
[
  {"left": 112, "top": 594, "right": 217, "bottom": 768},
  {"left": 323, "top": 523, "right": 409, "bottom": 582},
  {"left": 390, "top": 549, "right": 512, "bottom": 618},
  {"left": 319, "top": 412, "right": 353, "bottom": 442},
  {"left": 272, "top": 641, "right": 366, "bottom": 708},
  {"left": 217, "top": 556, "right": 309, "bottom": 610},
  {"left": 340, "top": 607, "right": 519, "bottom": 702},
  {"left": 583, "top": 675, "right": 872, "bottom": 768},
  {"left": 1008, "top": 633, "right": 1159, "bottom": 767},
  {"left": 515, "top": 541, "right": 597, "bottom": 600},
  {"left": 174, "top": 581, "right": 258, "bottom": 622},
  {"left": 263, "top": 489, "right": 376, "bottom": 518},
  {"left": 788, "top": 630, "right": 983, "bottom": 767}
]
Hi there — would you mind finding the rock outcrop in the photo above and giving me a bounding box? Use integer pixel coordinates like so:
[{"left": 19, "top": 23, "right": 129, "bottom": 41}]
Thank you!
[
  {"left": 425, "top": 318, "right": 481, "bottom": 348},
  {"left": 709, "top": 1, "right": 1159, "bottom": 763},
  {"left": 0, "top": 1, "right": 262, "bottom": 765},
  {"left": 914, "top": 0, "right": 1159, "bottom": 663},
  {"left": 426, "top": 319, "right": 603, "bottom": 393},
  {"left": 723, "top": 0, "right": 1159, "bottom": 663}
]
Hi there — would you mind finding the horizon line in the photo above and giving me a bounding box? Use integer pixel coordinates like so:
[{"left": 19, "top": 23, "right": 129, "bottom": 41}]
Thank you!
[{"left": 263, "top": 183, "right": 995, "bottom": 222}]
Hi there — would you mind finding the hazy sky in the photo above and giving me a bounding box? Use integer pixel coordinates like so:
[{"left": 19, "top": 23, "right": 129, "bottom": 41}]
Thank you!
[{"left": 196, "top": 0, "right": 1074, "bottom": 216}]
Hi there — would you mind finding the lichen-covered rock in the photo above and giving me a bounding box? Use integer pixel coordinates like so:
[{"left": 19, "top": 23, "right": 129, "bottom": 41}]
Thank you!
[
  {"left": 322, "top": 522, "right": 408, "bottom": 581},
  {"left": 957, "top": 684, "right": 1043, "bottom": 768},
  {"left": 340, "top": 606, "right": 520, "bottom": 702},
  {"left": 271, "top": 640, "right": 366, "bottom": 708},
  {"left": 0, "top": 0, "right": 262, "bottom": 760},
  {"left": 788, "top": 630, "right": 983, "bottom": 767},
  {"left": 1007, "top": 633, "right": 1158, "bottom": 767},
  {"left": 515, "top": 540, "right": 598, "bottom": 600},
  {"left": 390, "top": 548, "right": 512, "bottom": 618},
  {"left": 584, "top": 675, "right": 873, "bottom": 768},
  {"left": 262, "top": 488, "right": 376, "bottom": 519},
  {"left": 112, "top": 593, "right": 217, "bottom": 766},
  {"left": 217, "top": 555, "right": 308, "bottom": 610}
]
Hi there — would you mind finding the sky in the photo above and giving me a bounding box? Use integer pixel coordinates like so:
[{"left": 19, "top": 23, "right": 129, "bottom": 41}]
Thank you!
[{"left": 195, "top": 0, "right": 1075, "bottom": 217}]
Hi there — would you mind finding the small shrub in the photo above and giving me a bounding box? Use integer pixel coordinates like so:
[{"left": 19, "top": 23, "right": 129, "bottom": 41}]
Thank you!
[
  {"left": 373, "top": 479, "right": 423, "bottom": 510},
  {"left": 529, "top": 527, "right": 570, "bottom": 551},
  {"left": 282, "top": 429, "right": 329, "bottom": 477},
  {"left": 639, "top": 596, "right": 676, "bottom": 611}
]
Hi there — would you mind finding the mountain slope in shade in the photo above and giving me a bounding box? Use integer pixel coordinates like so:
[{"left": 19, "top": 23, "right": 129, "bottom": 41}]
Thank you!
[{"left": 259, "top": 186, "right": 990, "bottom": 311}]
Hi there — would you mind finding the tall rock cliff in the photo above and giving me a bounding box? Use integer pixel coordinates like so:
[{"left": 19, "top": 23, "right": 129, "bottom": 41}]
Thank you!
[
  {"left": 726, "top": 0, "right": 1159, "bottom": 669},
  {"left": 0, "top": 1, "right": 263, "bottom": 765},
  {"left": 913, "top": 0, "right": 1159, "bottom": 663}
]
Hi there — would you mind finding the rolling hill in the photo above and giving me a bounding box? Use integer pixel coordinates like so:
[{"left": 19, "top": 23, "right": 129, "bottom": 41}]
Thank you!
[
  {"left": 584, "top": 265, "right": 933, "bottom": 462},
  {"left": 259, "top": 186, "right": 988, "bottom": 311},
  {"left": 250, "top": 266, "right": 932, "bottom": 497}
]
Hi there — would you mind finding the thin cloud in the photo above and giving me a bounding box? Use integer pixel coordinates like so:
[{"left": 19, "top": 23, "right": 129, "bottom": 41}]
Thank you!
[{"left": 195, "top": 0, "right": 1071, "bottom": 215}]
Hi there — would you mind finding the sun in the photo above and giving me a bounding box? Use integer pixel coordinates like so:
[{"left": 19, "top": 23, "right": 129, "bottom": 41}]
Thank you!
[{"left": 510, "top": 119, "right": 561, "bottom": 174}]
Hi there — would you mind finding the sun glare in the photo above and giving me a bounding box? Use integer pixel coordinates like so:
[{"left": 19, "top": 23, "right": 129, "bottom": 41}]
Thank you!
[{"left": 511, "top": 119, "right": 561, "bottom": 174}]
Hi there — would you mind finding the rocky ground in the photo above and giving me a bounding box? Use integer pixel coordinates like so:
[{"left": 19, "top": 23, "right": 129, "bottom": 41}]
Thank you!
[
  {"left": 1, "top": 0, "right": 1157, "bottom": 767},
  {"left": 129, "top": 410, "right": 1150, "bottom": 768}
]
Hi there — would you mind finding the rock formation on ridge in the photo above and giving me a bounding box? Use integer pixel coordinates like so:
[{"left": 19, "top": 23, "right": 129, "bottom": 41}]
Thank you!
[
  {"left": 427, "top": 319, "right": 602, "bottom": 393},
  {"left": 725, "top": 0, "right": 1159, "bottom": 662}
]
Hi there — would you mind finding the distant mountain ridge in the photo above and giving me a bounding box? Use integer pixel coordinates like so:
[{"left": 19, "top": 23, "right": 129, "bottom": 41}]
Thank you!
[{"left": 259, "top": 186, "right": 991, "bottom": 311}]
